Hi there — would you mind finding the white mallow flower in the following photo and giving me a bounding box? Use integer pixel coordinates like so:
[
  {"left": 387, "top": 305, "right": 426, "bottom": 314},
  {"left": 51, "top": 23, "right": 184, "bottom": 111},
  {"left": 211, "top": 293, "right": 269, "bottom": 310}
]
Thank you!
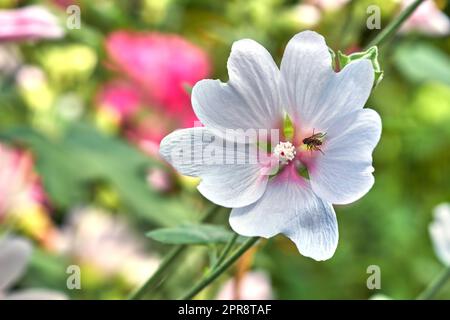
[
  {"left": 160, "top": 31, "right": 382, "bottom": 261},
  {"left": 429, "top": 203, "right": 450, "bottom": 266}
]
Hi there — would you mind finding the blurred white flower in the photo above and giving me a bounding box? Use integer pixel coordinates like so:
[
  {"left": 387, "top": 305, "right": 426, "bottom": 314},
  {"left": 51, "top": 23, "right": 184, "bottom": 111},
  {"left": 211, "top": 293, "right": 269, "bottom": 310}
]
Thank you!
[
  {"left": 400, "top": 0, "right": 450, "bottom": 36},
  {"left": 160, "top": 31, "right": 381, "bottom": 261},
  {"left": 291, "top": 4, "right": 322, "bottom": 28},
  {"left": 429, "top": 203, "right": 450, "bottom": 266},
  {"left": 58, "top": 207, "right": 160, "bottom": 285},
  {"left": 15, "top": 65, "right": 47, "bottom": 91},
  {"left": 369, "top": 293, "right": 392, "bottom": 300},
  {"left": 216, "top": 271, "right": 273, "bottom": 300},
  {"left": 15, "top": 65, "right": 55, "bottom": 112},
  {"left": 0, "top": 44, "right": 21, "bottom": 76},
  {"left": 0, "top": 236, "right": 66, "bottom": 300},
  {"left": 0, "top": 5, "right": 65, "bottom": 42},
  {"left": 56, "top": 93, "right": 84, "bottom": 121}
]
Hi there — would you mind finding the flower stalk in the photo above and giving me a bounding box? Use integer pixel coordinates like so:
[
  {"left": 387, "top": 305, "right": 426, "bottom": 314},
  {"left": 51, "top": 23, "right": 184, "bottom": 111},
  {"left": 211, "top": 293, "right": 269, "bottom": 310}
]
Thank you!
[
  {"left": 213, "top": 232, "right": 239, "bottom": 269},
  {"left": 129, "top": 245, "right": 184, "bottom": 300},
  {"left": 129, "top": 204, "right": 221, "bottom": 300},
  {"left": 417, "top": 266, "right": 450, "bottom": 300},
  {"left": 366, "top": 0, "right": 425, "bottom": 48},
  {"left": 179, "top": 237, "right": 259, "bottom": 300}
]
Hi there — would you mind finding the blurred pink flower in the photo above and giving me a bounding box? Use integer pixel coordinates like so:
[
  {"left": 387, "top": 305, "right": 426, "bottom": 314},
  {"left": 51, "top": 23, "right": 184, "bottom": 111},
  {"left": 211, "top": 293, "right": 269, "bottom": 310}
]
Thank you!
[
  {"left": 307, "top": 0, "right": 350, "bottom": 11},
  {"left": 0, "top": 144, "right": 46, "bottom": 220},
  {"left": 95, "top": 81, "right": 142, "bottom": 124},
  {"left": 105, "top": 31, "right": 210, "bottom": 130},
  {"left": 400, "top": 0, "right": 450, "bottom": 36},
  {"left": 125, "top": 112, "right": 178, "bottom": 156},
  {"left": 216, "top": 271, "right": 273, "bottom": 300},
  {"left": 0, "top": 5, "right": 65, "bottom": 42},
  {"left": 147, "top": 168, "right": 172, "bottom": 192}
]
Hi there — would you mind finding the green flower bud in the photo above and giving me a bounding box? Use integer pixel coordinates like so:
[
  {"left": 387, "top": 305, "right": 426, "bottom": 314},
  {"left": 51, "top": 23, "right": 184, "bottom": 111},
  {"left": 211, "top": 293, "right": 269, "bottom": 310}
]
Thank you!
[{"left": 338, "top": 46, "right": 384, "bottom": 88}]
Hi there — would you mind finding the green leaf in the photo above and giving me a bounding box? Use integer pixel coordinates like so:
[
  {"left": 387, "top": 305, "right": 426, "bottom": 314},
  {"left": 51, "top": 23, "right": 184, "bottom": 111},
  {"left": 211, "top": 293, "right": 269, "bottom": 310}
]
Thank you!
[
  {"left": 338, "top": 46, "right": 384, "bottom": 88},
  {"left": 0, "top": 124, "right": 195, "bottom": 227},
  {"left": 394, "top": 42, "right": 450, "bottom": 86},
  {"left": 147, "top": 224, "right": 244, "bottom": 245}
]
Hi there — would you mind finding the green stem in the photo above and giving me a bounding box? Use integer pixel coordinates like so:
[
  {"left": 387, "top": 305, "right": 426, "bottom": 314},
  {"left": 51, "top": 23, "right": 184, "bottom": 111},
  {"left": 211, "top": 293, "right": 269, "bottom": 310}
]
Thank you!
[
  {"left": 129, "top": 245, "right": 184, "bottom": 300},
  {"left": 213, "top": 233, "right": 239, "bottom": 269},
  {"left": 417, "top": 266, "right": 450, "bottom": 300},
  {"left": 200, "top": 204, "right": 223, "bottom": 224},
  {"left": 366, "top": 0, "right": 425, "bottom": 48},
  {"left": 179, "top": 237, "right": 259, "bottom": 300},
  {"left": 128, "top": 204, "right": 221, "bottom": 300}
]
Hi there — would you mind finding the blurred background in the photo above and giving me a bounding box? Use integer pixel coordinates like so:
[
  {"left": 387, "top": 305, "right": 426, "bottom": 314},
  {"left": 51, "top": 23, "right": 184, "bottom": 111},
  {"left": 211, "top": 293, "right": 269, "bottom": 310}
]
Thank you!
[{"left": 0, "top": 0, "right": 449, "bottom": 300}]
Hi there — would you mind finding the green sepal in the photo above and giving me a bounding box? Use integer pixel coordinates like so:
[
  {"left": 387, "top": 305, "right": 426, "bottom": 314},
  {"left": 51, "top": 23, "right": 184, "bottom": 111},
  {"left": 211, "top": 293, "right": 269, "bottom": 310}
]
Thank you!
[
  {"left": 337, "top": 46, "right": 384, "bottom": 88},
  {"left": 328, "top": 47, "right": 337, "bottom": 71}
]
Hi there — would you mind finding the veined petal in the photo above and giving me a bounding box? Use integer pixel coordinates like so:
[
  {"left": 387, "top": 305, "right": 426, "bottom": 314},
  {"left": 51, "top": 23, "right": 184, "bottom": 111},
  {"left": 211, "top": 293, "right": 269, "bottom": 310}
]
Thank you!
[
  {"left": 0, "top": 237, "right": 32, "bottom": 291},
  {"left": 197, "top": 165, "right": 268, "bottom": 209},
  {"left": 192, "top": 39, "right": 283, "bottom": 134},
  {"left": 160, "top": 127, "right": 268, "bottom": 208},
  {"left": 281, "top": 31, "right": 374, "bottom": 130},
  {"left": 230, "top": 166, "right": 338, "bottom": 261},
  {"left": 311, "top": 59, "right": 374, "bottom": 129},
  {"left": 309, "top": 108, "right": 382, "bottom": 205},
  {"left": 280, "top": 31, "right": 334, "bottom": 127}
]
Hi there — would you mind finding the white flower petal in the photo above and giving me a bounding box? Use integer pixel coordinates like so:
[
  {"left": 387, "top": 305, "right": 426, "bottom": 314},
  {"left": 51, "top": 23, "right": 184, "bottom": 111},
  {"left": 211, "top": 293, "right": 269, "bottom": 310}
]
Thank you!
[
  {"left": 160, "top": 127, "right": 268, "bottom": 207},
  {"left": 192, "top": 39, "right": 283, "bottom": 134},
  {"left": 429, "top": 203, "right": 450, "bottom": 266},
  {"left": 230, "top": 167, "right": 338, "bottom": 261},
  {"left": 5, "top": 289, "right": 67, "bottom": 300},
  {"left": 0, "top": 237, "right": 32, "bottom": 291},
  {"left": 309, "top": 108, "right": 382, "bottom": 205},
  {"left": 281, "top": 31, "right": 374, "bottom": 129},
  {"left": 309, "top": 59, "right": 374, "bottom": 129},
  {"left": 197, "top": 165, "right": 268, "bottom": 209},
  {"left": 280, "top": 31, "right": 334, "bottom": 126}
]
